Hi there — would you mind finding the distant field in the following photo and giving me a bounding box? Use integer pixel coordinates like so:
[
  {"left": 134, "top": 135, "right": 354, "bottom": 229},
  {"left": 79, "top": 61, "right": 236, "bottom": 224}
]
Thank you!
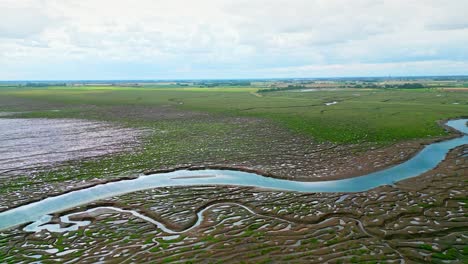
[
  {"left": 441, "top": 88, "right": 468, "bottom": 91},
  {"left": 1, "top": 86, "right": 467, "bottom": 143}
]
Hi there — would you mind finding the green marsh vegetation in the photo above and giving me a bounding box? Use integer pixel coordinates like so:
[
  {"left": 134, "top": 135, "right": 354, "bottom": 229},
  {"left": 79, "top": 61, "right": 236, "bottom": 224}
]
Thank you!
[
  {"left": 0, "top": 84, "right": 466, "bottom": 196},
  {"left": 1, "top": 85, "right": 467, "bottom": 143}
]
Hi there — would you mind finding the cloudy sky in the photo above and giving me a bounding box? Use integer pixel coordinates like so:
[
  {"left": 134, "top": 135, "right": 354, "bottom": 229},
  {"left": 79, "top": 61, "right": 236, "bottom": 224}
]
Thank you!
[{"left": 1, "top": 0, "right": 468, "bottom": 80}]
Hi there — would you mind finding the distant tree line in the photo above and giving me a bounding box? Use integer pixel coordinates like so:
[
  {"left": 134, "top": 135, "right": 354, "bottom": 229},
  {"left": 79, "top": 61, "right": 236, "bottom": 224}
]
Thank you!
[
  {"left": 353, "top": 83, "right": 425, "bottom": 89},
  {"left": 195, "top": 81, "right": 251, "bottom": 87},
  {"left": 258, "top": 83, "right": 426, "bottom": 93},
  {"left": 258, "top": 85, "right": 305, "bottom": 93},
  {"left": 24, "top": 83, "right": 66, "bottom": 87},
  {"left": 382, "top": 83, "right": 425, "bottom": 89}
]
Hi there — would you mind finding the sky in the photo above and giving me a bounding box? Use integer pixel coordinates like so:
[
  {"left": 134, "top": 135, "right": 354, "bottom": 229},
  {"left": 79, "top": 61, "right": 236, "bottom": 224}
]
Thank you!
[{"left": 1, "top": 0, "right": 468, "bottom": 80}]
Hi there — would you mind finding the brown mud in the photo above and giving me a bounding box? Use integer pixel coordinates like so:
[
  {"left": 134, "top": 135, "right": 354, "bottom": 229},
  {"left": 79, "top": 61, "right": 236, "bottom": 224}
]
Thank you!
[{"left": 1, "top": 146, "right": 466, "bottom": 263}]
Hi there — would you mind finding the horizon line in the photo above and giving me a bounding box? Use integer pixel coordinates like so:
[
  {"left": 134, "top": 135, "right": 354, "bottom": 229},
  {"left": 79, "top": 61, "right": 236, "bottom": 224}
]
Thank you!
[{"left": 1, "top": 74, "right": 468, "bottom": 83}]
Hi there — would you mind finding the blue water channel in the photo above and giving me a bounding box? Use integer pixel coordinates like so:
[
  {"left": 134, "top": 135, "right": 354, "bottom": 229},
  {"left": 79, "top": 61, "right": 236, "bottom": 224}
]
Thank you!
[{"left": 0, "top": 119, "right": 466, "bottom": 230}]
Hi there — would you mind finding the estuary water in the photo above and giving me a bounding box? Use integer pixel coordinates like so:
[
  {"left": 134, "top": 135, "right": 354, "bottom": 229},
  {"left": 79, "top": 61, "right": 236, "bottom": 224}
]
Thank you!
[{"left": 0, "top": 119, "right": 466, "bottom": 231}]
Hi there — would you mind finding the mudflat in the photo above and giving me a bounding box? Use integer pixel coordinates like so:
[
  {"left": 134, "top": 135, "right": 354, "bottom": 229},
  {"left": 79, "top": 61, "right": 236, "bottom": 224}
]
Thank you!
[
  {"left": 0, "top": 117, "right": 143, "bottom": 176},
  {"left": 0, "top": 84, "right": 467, "bottom": 263}
]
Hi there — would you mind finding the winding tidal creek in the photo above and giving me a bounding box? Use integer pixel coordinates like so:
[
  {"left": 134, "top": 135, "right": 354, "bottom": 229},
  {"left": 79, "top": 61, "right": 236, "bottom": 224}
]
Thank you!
[{"left": 0, "top": 119, "right": 466, "bottom": 231}]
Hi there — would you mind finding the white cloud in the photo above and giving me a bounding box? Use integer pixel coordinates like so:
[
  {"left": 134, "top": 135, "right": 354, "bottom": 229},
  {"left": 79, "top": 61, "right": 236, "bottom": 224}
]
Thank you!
[
  {"left": 258, "top": 60, "right": 468, "bottom": 78},
  {"left": 0, "top": 0, "right": 467, "bottom": 79},
  {"left": 0, "top": 4, "right": 51, "bottom": 38}
]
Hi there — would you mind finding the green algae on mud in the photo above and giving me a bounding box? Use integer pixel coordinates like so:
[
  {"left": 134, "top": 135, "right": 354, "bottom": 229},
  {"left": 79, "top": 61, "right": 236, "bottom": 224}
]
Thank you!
[{"left": 1, "top": 145, "right": 467, "bottom": 263}]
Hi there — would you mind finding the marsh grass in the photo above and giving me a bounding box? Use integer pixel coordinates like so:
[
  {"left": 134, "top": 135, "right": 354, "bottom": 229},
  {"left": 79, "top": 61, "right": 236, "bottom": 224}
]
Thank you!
[{"left": 1, "top": 86, "right": 466, "bottom": 143}]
